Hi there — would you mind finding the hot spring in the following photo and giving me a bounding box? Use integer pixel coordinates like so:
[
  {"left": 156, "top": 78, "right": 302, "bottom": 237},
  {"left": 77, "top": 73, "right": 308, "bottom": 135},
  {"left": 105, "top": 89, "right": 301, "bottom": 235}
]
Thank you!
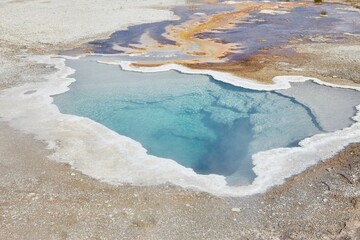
[{"left": 53, "top": 57, "right": 333, "bottom": 185}]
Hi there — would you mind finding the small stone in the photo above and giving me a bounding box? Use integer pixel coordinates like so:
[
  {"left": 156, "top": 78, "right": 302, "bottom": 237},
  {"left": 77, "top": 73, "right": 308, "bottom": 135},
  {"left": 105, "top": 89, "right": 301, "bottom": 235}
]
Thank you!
[
  {"left": 353, "top": 198, "right": 360, "bottom": 210},
  {"left": 323, "top": 198, "right": 328, "bottom": 203},
  {"left": 231, "top": 208, "right": 240, "bottom": 212}
]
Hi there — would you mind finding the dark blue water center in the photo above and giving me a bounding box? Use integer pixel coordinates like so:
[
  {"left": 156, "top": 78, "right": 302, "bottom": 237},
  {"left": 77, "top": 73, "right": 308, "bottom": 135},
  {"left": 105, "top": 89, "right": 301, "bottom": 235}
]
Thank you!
[{"left": 53, "top": 58, "right": 322, "bottom": 184}]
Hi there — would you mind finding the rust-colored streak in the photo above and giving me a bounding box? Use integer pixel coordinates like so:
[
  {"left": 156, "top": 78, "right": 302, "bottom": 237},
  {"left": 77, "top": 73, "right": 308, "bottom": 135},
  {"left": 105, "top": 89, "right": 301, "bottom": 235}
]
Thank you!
[{"left": 126, "top": 1, "right": 312, "bottom": 83}]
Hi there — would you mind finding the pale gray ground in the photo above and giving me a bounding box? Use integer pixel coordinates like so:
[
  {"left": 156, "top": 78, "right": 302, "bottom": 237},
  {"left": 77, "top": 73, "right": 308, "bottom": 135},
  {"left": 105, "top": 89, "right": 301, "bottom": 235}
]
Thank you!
[{"left": 0, "top": 122, "right": 359, "bottom": 240}]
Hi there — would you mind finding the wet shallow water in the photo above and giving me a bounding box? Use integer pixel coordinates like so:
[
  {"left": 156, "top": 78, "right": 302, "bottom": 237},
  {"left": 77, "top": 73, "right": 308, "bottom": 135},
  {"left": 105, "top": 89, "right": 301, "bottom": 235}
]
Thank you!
[
  {"left": 90, "top": 3, "right": 235, "bottom": 54},
  {"left": 89, "top": 1, "right": 360, "bottom": 62},
  {"left": 199, "top": 3, "right": 360, "bottom": 61},
  {"left": 53, "top": 57, "right": 323, "bottom": 184}
]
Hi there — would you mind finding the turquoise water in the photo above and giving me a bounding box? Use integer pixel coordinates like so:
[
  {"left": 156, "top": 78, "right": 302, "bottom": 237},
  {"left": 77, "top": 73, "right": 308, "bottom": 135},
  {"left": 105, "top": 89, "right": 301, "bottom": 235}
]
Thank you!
[{"left": 54, "top": 58, "right": 322, "bottom": 184}]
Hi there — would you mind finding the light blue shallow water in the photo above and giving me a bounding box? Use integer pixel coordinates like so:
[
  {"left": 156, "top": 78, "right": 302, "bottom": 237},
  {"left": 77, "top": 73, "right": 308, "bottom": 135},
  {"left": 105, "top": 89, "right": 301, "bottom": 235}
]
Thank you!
[{"left": 54, "top": 58, "right": 322, "bottom": 184}]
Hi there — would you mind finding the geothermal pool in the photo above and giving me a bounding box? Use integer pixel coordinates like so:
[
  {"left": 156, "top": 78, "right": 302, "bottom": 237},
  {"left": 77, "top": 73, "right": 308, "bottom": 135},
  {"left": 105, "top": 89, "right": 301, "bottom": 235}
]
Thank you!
[{"left": 53, "top": 57, "right": 327, "bottom": 185}]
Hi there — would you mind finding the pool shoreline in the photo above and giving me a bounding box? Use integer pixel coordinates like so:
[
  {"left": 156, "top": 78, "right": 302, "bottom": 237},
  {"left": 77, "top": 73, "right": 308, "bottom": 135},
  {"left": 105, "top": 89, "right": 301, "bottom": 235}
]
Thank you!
[{"left": 0, "top": 54, "right": 359, "bottom": 197}]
